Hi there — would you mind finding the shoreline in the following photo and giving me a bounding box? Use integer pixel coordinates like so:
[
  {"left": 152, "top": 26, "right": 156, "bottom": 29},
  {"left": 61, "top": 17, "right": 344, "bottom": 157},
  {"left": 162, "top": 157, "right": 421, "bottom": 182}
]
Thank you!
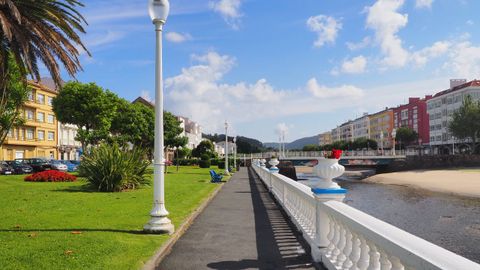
[{"left": 365, "top": 168, "right": 480, "bottom": 198}]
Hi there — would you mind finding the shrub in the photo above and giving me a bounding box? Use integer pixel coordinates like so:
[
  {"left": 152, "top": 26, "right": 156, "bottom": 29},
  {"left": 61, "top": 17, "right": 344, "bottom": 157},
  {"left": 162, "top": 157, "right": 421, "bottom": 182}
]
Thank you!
[
  {"left": 210, "top": 158, "right": 219, "bottom": 166},
  {"left": 79, "top": 144, "right": 151, "bottom": 192},
  {"left": 198, "top": 159, "right": 211, "bottom": 168},
  {"left": 218, "top": 161, "right": 225, "bottom": 169},
  {"left": 25, "top": 170, "right": 77, "bottom": 182},
  {"left": 177, "top": 159, "right": 199, "bottom": 166},
  {"left": 200, "top": 154, "right": 210, "bottom": 161}
]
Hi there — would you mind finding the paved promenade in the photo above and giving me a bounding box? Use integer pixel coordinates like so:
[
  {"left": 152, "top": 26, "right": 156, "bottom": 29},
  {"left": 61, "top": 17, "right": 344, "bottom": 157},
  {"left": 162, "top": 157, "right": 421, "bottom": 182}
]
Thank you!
[{"left": 157, "top": 168, "right": 318, "bottom": 270}]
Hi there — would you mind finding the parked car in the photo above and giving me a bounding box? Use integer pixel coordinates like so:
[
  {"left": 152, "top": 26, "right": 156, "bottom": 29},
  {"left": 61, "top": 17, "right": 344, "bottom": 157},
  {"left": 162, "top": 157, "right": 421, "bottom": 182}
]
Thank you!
[
  {"left": 49, "top": 160, "right": 68, "bottom": 172},
  {"left": 16, "top": 158, "right": 52, "bottom": 172},
  {"left": 0, "top": 161, "right": 14, "bottom": 175},
  {"left": 5, "top": 161, "right": 33, "bottom": 174},
  {"left": 60, "top": 160, "right": 78, "bottom": 172}
]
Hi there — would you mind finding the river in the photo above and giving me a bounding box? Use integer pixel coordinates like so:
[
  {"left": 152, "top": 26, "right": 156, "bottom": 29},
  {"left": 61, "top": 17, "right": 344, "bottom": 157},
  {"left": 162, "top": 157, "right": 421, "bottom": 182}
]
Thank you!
[{"left": 338, "top": 179, "right": 480, "bottom": 263}]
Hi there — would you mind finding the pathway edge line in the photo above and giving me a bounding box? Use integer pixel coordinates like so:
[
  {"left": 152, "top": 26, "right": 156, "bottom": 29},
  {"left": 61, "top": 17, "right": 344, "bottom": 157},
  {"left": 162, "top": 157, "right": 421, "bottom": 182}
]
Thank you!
[{"left": 141, "top": 177, "right": 230, "bottom": 270}]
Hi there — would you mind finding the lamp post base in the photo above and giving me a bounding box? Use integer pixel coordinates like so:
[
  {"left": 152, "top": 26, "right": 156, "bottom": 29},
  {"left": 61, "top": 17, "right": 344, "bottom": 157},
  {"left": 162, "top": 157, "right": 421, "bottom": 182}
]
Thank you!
[{"left": 144, "top": 216, "right": 174, "bottom": 234}]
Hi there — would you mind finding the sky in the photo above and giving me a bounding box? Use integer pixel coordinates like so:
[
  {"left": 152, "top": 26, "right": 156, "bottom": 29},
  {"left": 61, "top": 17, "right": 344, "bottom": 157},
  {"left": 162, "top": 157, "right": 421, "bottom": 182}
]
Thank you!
[{"left": 54, "top": 0, "right": 480, "bottom": 143}]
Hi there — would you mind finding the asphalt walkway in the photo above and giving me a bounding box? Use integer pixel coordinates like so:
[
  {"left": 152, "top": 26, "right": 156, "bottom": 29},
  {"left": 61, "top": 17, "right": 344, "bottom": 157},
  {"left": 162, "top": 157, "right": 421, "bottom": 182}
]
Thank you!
[{"left": 157, "top": 167, "right": 318, "bottom": 270}]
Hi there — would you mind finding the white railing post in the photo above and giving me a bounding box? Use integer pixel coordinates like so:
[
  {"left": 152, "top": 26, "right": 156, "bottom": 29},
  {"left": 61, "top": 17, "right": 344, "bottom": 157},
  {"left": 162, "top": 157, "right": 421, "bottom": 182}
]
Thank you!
[{"left": 311, "top": 185, "right": 347, "bottom": 262}]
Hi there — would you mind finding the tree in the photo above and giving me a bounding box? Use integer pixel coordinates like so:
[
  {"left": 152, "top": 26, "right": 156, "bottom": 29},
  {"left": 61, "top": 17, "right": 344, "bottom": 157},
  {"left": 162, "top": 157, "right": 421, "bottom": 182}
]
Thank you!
[
  {"left": 449, "top": 95, "right": 480, "bottom": 153},
  {"left": 0, "top": 0, "right": 89, "bottom": 89},
  {"left": 395, "top": 127, "right": 418, "bottom": 149},
  {"left": 52, "top": 81, "right": 117, "bottom": 150},
  {"left": 163, "top": 111, "right": 187, "bottom": 150},
  {"left": 303, "top": 144, "right": 320, "bottom": 151},
  {"left": 192, "top": 140, "right": 215, "bottom": 158},
  {"left": 0, "top": 57, "right": 28, "bottom": 146}
]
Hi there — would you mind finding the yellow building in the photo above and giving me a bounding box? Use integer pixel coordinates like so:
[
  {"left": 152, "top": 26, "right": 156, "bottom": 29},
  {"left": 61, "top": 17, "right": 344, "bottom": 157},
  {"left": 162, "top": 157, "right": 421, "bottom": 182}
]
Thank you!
[
  {"left": 0, "top": 81, "right": 58, "bottom": 160},
  {"left": 318, "top": 131, "right": 332, "bottom": 146},
  {"left": 369, "top": 109, "right": 394, "bottom": 149}
]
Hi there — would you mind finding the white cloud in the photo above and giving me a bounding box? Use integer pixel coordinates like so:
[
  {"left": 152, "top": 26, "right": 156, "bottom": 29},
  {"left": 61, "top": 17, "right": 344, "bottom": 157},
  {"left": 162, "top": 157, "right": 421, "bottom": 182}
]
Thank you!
[
  {"left": 346, "top": 37, "right": 371, "bottom": 51},
  {"left": 165, "top": 32, "right": 192, "bottom": 43},
  {"left": 366, "top": 0, "right": 409, "bottom": 68},
  {"left": 415, "top": 0, "right": 434, "bottom": 9},
  {"left": 209, "top": 0, "right": 243, "bottom": 29},
  {"left": 165, "top": 51, "right": 365, "bottom": 133},
  {"left": 307, "top": 15, "right": 342, "bottom": 48},
  {"left": 307, "top": 78, "right": 364, "bottom": 98},
  {"left": 466, "top": 20, "right": 474, "bottom": 26},
  {"left": 411, "top": 41, "right": 450, "bottom": 67},
  {"left": 341, "top": 55, "right": 368, "bottom": 74},
  {"left": 275, "top": 123, "right": 289, "bottom": 136},
  {"left": 445, "top": 41, "right": 480, "bottom": 78}
]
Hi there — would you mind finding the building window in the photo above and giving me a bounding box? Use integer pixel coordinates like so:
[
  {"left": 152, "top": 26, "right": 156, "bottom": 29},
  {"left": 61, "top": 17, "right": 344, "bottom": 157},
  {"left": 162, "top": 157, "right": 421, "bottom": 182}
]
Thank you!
[
  {"left": 37, "top": 112, "right": 45, "bottom": 122},
  {"left": 26, "top": 110, "right": 34, "bottom": 120},
  {"left": 47, "top": 114, "right": 54, "bottom": 124},
  {"left": 47, "top": 96, "right": 53, "bottom": 106},
  {"left": 37, "top": 94, "right": 45, "bottom": 104},
  {"left": 38, "top": 130, "right": 45, "bottom": 141},
  {"left": 28, "top": 90, "right": 34, "bottom": 101},
  {"left": 7, "top": 129, "right": 13, "bottom": 137},
  {"left": 27, "top": 129, "right": 34, "bottom": 140},
  {"left": 48, "top": 131, "right": 55, "bottom": 141}
]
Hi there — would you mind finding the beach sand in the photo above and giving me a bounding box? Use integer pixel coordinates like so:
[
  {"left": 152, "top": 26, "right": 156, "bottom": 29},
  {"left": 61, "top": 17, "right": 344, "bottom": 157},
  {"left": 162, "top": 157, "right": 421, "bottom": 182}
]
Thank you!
[{"left": 366, "top": 169, "right": 480, "bottom": 198}]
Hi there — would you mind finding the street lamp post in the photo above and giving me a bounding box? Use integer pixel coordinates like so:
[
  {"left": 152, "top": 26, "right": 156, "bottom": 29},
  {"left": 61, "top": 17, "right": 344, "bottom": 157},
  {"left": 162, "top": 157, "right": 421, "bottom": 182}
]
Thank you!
[
  {"left": 224, "top": 121, "right": 230, "bottom": 176},
  {"left": 452, "top": 136, "right": 456, "bottom": 155},
  {"left": 391, "top": 129, "right": 397, "bottom": 156},
  {"left": 380, "top": 132, "right": 384, "bottom": 156},
  {"left": 233, "top": 137, "right": 237, "bottom": 171},
  {"left": 144, "top": 0, "right": 174, "bottom": 234}
]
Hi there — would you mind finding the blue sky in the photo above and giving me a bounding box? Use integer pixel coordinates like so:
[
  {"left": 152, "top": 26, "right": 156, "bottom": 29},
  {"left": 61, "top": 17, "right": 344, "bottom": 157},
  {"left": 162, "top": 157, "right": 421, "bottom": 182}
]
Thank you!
[{"left": 58, "top": 0, "right": 480, "bottom": 142}]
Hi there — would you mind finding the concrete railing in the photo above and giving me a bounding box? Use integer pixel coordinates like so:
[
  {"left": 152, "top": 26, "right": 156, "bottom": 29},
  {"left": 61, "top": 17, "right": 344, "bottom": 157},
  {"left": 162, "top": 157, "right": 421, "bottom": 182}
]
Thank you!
[{"left": 251, "top": 162, "right": 480, "bottom": 270}]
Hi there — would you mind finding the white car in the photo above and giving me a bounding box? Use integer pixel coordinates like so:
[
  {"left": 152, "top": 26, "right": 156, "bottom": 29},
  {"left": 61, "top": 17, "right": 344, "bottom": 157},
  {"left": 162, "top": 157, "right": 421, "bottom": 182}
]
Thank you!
[{"left": 50, "top": 160, "right": 68, "bottom": 172}]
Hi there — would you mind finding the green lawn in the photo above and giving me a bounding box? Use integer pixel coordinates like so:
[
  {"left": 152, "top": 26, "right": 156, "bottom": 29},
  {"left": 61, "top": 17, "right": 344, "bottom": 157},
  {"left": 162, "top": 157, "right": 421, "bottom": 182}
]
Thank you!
[{"left": 0, "top": 166, "right": 227, "bottom": 270}]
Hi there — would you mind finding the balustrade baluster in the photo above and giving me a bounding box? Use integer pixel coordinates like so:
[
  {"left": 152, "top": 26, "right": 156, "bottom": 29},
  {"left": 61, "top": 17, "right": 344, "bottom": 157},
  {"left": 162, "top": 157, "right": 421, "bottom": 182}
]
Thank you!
[
  {"left": 379, "top": 250, "right": 392, "bottom": 270},
  {"left": 330, "top": 218, "right": 342, "bottom": 263},
  {"left": 389, "top": 255, "right": 404, "bottom": 270},
  {"left": 357, "top": 236, "right": 370, "bottom": 270},
  {"left": 348, "top": 232, "right": 361, "bottom": 270},
  {"left": 341, "top": 229, "right": 354, "bottom": 269},
  {"left": 335, "top": 225, "right": 348, "bottom": 267},
  {"left": 366, "top": 242, "right": 380, "bottom": 270},
  {"left": 325, "top": 216, "right": 335, "bottom": 258}
]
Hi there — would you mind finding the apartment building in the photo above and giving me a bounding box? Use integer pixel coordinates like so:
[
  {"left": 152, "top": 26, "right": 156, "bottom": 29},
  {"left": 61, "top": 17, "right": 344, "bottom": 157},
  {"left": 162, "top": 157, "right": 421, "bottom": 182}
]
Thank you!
[
  {"left": 331, "top": 126, "right": 341, "bottom": 142},
  {"left": 352, "top": 113, "right": 370, "bottom": 141},
  {"left": 393, "top": 96, "right": 432, "bottom": 146},
  {"left": 0, "top": 81, "right": 58, "bottom": 160},
  {"left": 339, "top": 121, "right": 354, "bottom": 142},
  {"left": 369, "top": 109, "right": 394, "bottom": 149},
  {"left": 318, "top": 131, "right": 332, "bottom": 146},
  {"left": 58, "top": 123, "right": 81, "bottom": 160},
  {"left": 427, "top": 79, "right": 480, "bottom": 154}
]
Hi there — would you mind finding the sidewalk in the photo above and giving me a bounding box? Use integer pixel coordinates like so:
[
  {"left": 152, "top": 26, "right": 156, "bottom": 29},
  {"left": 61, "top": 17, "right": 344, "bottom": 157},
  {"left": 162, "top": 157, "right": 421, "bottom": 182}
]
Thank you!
[{"left": 157, "top": 168, "right": 317, "bottom": 269}]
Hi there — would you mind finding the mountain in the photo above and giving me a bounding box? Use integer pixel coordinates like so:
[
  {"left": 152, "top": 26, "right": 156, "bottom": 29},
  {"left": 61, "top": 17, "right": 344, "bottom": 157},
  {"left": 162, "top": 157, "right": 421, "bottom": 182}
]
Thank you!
[
  {"left": 264, "top": 135, "right": 320, "bottom": 150},
  {"left": 202, "top": 133, "right": 264, "bottom": 153},
  {"left": 286, "top": 135, "right": 319, "bottom": 150}
]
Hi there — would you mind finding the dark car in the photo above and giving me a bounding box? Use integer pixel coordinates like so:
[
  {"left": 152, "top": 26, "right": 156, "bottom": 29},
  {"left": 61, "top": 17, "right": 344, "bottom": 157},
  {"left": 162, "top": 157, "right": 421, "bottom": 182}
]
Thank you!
[
  {"left": 0, "top": 161, "right": 14, "bottom": 175},
  {"left": 15, "top": 158, "right": 52, "bottom": 172},
  {"left": 5, "top": 161, "right": 33, "bottom": 174}
]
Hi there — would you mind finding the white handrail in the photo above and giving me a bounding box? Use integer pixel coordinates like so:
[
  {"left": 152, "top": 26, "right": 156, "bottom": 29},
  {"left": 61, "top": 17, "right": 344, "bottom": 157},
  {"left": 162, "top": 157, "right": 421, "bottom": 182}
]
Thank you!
[{"left": 251, "top": 162, "right": 480, "bottom": 270}]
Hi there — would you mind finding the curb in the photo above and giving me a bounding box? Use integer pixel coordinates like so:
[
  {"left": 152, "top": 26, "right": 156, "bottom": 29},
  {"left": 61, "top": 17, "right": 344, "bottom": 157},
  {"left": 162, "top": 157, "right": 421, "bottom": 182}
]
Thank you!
[{"left": 141, "top": 178, "right": 229, "bottom": 270}]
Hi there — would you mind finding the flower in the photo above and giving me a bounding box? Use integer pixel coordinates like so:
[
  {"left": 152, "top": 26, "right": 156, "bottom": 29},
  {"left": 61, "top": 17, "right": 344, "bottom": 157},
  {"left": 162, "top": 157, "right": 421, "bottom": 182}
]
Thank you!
[
  {"left": 325, "top": 149, "right": 343, "bottom": 159},
  {"left": 24, "top": 170, "right": 77, "bottom": 182}
]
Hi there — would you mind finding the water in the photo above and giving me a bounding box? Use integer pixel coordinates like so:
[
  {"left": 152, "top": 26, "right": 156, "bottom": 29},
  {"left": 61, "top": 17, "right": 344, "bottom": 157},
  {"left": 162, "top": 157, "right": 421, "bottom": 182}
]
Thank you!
[{"left": 339, "top": 180, "right": 480, "bottom": 263}]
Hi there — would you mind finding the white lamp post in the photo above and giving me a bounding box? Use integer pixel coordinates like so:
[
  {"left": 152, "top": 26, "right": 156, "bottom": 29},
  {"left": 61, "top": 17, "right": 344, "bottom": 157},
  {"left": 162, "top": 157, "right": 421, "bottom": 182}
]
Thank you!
[
  {"left": 224, "top": 121, "right": 230, "bottom": 175},
  {"left": 144, "top": 0, "right": 174, "bottom": 234},
  {"left": 233, "top": 137, "right": 237, "bottom": 171},
  {"left": 391, "top": 129, "right": 397, "bottom": 156}
]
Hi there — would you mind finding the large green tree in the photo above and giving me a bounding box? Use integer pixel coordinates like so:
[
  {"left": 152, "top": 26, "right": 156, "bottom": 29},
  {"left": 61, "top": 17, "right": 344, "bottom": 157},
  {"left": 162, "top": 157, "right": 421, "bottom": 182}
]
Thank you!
[
  {"left": 0, "top": 0, "right": 89, "bottom": 89},
  {"left": 449, "top": 95, "right": 480, "bottom": 153},
  {"left": 0, "top": 57, "right": 28, "bottom": 146},
  {"left": 192, "top": 140, "right": 215, "bottom": 158},
  {"left": 52, "top": 81, "right": 118, "bottom": 150},
  {"left": 395, "top": 127, "right": 418, "bottom": 149},
  {"left": 164, "top": 111, "right": 187, "bottom": 150}
]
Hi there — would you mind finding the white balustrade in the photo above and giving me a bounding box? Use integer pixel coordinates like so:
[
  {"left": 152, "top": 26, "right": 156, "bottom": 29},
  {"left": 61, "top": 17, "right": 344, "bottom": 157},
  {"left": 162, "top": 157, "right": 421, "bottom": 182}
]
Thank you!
[{"left": 251, "top": 163, "right": 480, "bottom": 270}]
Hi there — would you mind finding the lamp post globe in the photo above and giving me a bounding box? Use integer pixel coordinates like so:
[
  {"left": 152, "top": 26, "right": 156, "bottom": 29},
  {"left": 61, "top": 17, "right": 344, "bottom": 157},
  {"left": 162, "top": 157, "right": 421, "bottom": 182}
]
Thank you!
[
  {"left": 144, "top": 0, "right": 174, "bottom": 234},
  {"left": 148, "top": 0, "right": 170, "bottom": 23}
]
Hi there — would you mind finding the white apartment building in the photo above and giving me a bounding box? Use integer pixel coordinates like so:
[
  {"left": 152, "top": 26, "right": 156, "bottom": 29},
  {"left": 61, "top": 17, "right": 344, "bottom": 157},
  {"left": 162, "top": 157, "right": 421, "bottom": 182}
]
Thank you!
[
  {"left": 58, "top": 123, "right": 81, "bottom": 160},
  {"left": 352, "top": 113, "right": 370, "bottom": 141},
  {"left": 427, "top": 79, "right": 480, "bottom": 154},
  {"left": 215, "top": 141, "right": 236, "bottom": 156},
  {"left": 331, "top": 126, "right": 341, "bottom": 142},
  {"left": 176, "top": 116, "right": 203, "bottom": 149},
  {"left": 339, "top": 121, "right": 354, "bottom": 142}
]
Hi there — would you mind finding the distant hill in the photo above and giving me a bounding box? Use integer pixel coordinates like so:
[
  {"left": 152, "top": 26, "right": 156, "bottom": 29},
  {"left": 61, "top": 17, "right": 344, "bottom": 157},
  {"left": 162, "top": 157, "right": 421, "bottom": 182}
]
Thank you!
[
  {"left": 202, "top": 133, "right": 264, "bottom": 153},
  {"left": 264, "top": 135, "right": 319, "bottom": 150}
]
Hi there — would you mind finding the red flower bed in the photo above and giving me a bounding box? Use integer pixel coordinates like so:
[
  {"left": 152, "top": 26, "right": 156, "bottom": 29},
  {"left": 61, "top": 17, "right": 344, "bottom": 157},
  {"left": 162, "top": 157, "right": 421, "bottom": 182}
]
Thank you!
[
  {"left": 326, "top": 149, "right": 343, "bottom": 159},
  {"left": 25, "top": 170, "right": 77, "bottom": 182}
]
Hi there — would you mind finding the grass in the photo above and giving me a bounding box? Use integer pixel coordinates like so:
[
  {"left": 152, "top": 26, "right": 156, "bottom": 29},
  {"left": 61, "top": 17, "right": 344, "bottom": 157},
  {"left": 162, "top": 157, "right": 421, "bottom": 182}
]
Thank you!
[{"left": 0, "top": 166, "right": 228, "bottom": 270}]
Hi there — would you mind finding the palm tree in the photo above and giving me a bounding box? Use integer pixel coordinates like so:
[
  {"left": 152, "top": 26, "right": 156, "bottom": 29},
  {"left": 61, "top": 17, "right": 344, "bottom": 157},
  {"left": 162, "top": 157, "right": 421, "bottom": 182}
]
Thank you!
[{"left": 0, "top": 0, "right": 89, "bottom": 88}]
